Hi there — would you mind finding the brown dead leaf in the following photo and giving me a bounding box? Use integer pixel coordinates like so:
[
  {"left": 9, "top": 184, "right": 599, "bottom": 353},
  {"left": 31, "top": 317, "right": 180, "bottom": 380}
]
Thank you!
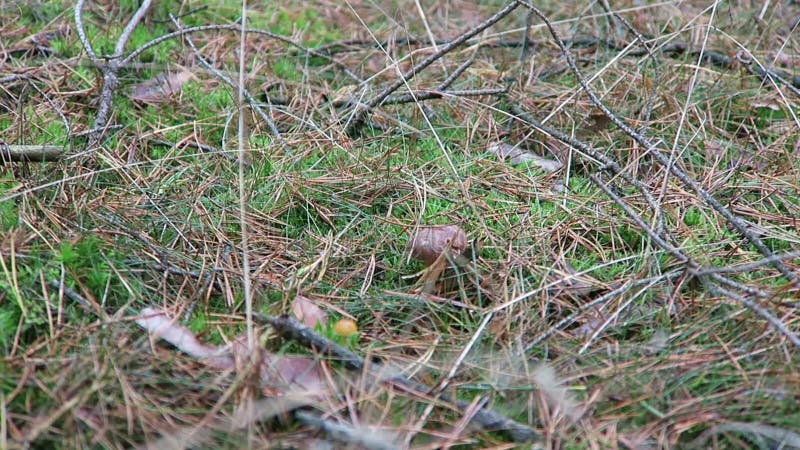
[
  {"left": 291, "top": 295, "right": 328, "bottom": 328},
  {"left": 129, "top": 70, "right": 194, "bottom": 105},
  {"left": 136, "top": 308, "right": 234, "bottom": 369},
  {"left": 137, "top": 307, "right": 328, "bottom": 396},
  {"left": 486, "top": 141, "right": 563, "bottom": 172},
  {"left": 407, "top": 225, "right": 468, "bottom": 266},
  {"left": 585, "top": 113, "right": 612, "bottom": 132},
  {"left": 268, "top": 356, "right": 327, "bottom": 393}
]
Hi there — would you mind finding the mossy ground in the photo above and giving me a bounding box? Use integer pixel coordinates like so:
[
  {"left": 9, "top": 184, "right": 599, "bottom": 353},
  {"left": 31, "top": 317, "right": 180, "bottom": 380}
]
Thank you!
[{"left": 1, "top": 0, "right": 799, "bottom": 448}]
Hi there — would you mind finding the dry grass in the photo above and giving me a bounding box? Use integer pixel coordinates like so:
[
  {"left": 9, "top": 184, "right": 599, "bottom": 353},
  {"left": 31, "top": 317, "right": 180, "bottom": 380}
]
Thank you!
[{"left": 1, "top": 0, "right": 799, "bottom": 448}]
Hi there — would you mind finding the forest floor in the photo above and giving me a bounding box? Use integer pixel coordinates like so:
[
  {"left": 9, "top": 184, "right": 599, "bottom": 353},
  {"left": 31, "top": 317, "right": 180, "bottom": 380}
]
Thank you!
[{"left": 2, "top": 0, "right": 800, "bottom": 448}]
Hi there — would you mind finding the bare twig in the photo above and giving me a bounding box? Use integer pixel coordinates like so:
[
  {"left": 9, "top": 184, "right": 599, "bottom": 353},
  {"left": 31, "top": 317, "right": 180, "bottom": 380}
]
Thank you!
[
  {"left": 589, "top": 174, "right": 797, "bottom": 347},
  {"left": 381, "top": 87, "right": 509, "bottom": 107},
  {"left": 709, "top": 285, "right": 800, "bottom": 347},
  {"left": 48, "top": 280, "right": 103, "bottom": 317},
  {"left": 696, "top": 251, "right": 800, "bottom": 276},
  {"left": 0, "top": 74, "right": 32, "bottom": 84},
  {"left": 525, "top": 274, "right": 675, "bottom": 351},
  {"left": 509, "top": 104, "right": 665, "bottom": 223},
  {"left": 122, "top": 24, "right": 362, "bottom": 83},
  {"left": 0, "top": 144, "right": 64, "bottom": 162},
  {"left": 590, "top": 174, "right": 690, "bottom": 265},
  {"left": 147, "top": 138, "right": 237, "bottom": 162},
  {"left": 236, "top": 0, "right": 255, "bottom": 356},
  {"left": 74, "top": 0, "right": 153, "bottom": 146},
  {"left": 597, "top": 0, "right": 661, "bottom": 143},
  {"left": 435, "top": 53, "right": 478, "bottom": 91}
]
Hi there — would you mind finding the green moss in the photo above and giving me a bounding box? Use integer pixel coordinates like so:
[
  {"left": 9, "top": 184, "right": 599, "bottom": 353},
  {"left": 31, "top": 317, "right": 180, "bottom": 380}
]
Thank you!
[{"left": 272, "top": 56, "right": 302, "bottom": 82}]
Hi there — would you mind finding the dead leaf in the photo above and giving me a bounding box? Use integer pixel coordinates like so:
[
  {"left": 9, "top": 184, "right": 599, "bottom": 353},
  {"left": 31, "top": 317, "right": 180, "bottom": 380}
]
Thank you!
[
  {"left": 136, "top": 307, "right": 234, "bottom": 368},
  {"left": 486, "top": 141, "right": 563, "bottom": 172},
  {"left": 129, "top": 70, "right": 194, "bottom": 105},
  {"left": 407, "top": 225, "right": 468, "bottom": 266},
  {"left": 137, "top": 307, "right": 328, "bottom": 396},
  {"left": 585, "top": 113, "right": 611, "bottom": 132},
  {"left": 291, "top": 295, "right": 328, "bottom": 328},
  {"left": 267, "top": 356, "right": 327, "bottom": 393}
]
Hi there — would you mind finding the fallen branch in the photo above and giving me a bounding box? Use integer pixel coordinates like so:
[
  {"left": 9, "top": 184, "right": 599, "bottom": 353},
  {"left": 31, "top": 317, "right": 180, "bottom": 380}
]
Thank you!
[
  {"left": 75, "top": 0, "right": 153, "bottom": 147},
  {"left": 0, "top": 144, "right": 64, "bottom": 162}
]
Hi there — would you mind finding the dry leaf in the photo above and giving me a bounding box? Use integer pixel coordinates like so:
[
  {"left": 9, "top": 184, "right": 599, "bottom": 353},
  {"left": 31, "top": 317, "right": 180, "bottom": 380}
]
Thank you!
[
  {"left": 407, "top": 225, "right": 468, "bottom": 266},
  {"left": 137, "top": 307, "right": 234, "bottom": 368},
  {"left": 486, "top": 141, "right": 563, "bottom": 172},
  {"left": 137, "top": 308, "right": 327, "bottom": 395},
  {"left": 585, "top": 113, "right": 611, "bottom": 132},
  {"left": 129, "top": 70, "right": 194, "bottom": 104},
  {"left": 291, "top": 295, "right": 328, "bottom": 328},
  {"left": 267, "top": 356, "right": 327, "bottom": 393}
]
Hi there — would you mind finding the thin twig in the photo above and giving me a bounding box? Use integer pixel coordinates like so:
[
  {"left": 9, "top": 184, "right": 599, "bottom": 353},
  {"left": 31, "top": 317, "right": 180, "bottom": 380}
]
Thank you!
[
  {"left": 578, "top": 276, "right": 664, "bottom": 354},
  {"left": 147, "top": 138, "right": 237, "bottom": 162},
  {"left": 589, "top": 174, "right": 797, "bottom": 347},
  {"left": 48, "top": 280, "right": 103, "bottom": 317},
  {"left": 435, "top": 53, "right": 478, "bottom": 91},
  {"left": 696, "top": 251, "right": 800, "bottom": 276},
  {"left": 74, "top": 0, "right": 153, "bottom": 146},
  {"left": 236, "top": 0, "right": 255, "bottom": 354},
  {"left": 709, "top": 285, "right": 800, "bottom": 347},
  {"left": 525, "top": 277, "right": 637, "bottom": 351},
  {"left": 73, "top": 0, "right": 97, "bottom": 59},
  {"left": 0, "top": 74, "right": 32, "bottom": 83},
  {"left": 115, "top": 0, "right": 154, "bottom": 57},
  {"left": 590, "top": 174, "right": 690, "bottom": 264},
  {"left": 509, "top": 104, "right": 664, "bottom": 221},
  {"left": 381, "top": 87, "right": 508, "bottom": 106}
]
